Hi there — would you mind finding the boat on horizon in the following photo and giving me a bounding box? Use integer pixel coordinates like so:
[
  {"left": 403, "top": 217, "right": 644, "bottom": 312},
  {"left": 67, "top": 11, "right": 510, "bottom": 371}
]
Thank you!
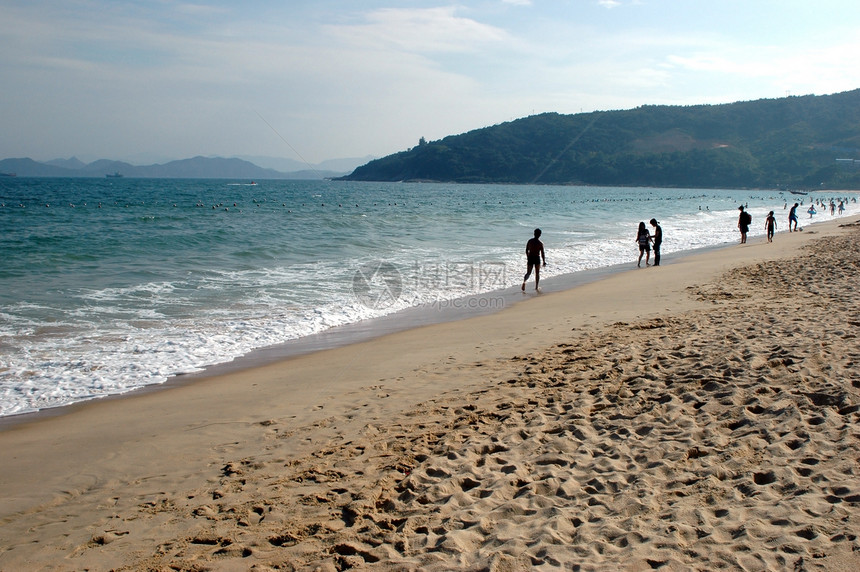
[
  {"left": 0, "top": 171, "right": 16, "bottom": 177},
  {"left": 106, "top": 172, "right": 124, "bottom": 178}
]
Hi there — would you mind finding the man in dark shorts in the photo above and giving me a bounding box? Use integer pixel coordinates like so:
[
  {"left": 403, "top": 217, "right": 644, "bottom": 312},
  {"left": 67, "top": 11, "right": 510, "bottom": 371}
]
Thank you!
[
  {"left": 522, "top": 228, "right": 546, "bottom": 291},
  {"left": 788, "top": 202, "right": 799, "bottom": 232},
  {"left": 650, "top": 219, "right": 663, "bottom": 266}
]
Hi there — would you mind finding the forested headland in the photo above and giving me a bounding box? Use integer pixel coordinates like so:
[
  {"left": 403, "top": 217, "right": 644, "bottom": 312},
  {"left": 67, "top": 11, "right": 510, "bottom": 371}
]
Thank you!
[{"left": 341, "top": 89, "right": 860, "bottom": 189}]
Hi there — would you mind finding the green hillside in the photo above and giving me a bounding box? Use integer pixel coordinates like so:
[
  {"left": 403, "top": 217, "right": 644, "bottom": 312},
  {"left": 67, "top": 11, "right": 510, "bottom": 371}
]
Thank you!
[{"left": 342, "top": 90, "right": 860, "bottom": 189}]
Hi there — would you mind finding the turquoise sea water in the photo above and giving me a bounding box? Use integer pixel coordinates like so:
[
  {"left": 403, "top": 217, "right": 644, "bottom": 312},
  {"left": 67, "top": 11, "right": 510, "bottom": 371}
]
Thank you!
[{"left": 1, "top": 178, "right": 856, "bottom": 417}]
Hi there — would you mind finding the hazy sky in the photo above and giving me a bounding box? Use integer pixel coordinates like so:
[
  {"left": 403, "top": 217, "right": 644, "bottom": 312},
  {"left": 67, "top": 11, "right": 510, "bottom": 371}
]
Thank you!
[{"left": 3, "top": 0, "right": 860, "bottom": 165}]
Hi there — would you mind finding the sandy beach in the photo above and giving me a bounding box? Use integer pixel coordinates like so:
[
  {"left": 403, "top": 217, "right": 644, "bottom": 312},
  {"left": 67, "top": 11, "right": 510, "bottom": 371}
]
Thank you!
[{"left": 1, "top": 216, "right": 859, "bottom": 571}]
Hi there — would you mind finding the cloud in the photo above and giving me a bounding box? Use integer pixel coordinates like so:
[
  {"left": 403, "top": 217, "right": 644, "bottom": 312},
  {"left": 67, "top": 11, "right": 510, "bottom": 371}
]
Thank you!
[
  {"left": 3, "top": 0, "right": 859, "bottom": 164},
  {"left": 325, "top": 7, "right": 510, "bottom": 54},
  {"left": 171, "top": 2, "right": 229, "bottom": 17},
  {"left": 2, "top": 2, "right": 519, "bottom": 161},
  {"left": 660, "top": 31, "right": 860, "bottom": 97}
]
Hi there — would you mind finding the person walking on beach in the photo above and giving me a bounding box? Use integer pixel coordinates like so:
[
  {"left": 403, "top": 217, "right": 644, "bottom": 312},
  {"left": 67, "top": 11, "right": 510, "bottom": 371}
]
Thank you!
[
  {"left": 737, "top": 206, "right": 751, "bottom": 244},
  {"left": 765, "top": 211, "right": 777, "bottom": 243},
  {"left": 788, "top": 203, "right": 799, "bottom": 232},
  {"left": 521, "top": 228, "right": 545, "bottom": 292},
  {"left": 636, "top": 222, "right": 651, "bottom": 267},
  {"left": 650, "top": 218, "right": 662, "bottom": 266}
]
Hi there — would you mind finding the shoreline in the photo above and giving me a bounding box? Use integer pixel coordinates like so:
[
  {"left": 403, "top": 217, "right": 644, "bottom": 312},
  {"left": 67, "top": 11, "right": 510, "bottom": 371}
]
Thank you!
[
  {"left": 0, "top": 221, "right": 824, "bottom": 430},
  {"left": 2, "top": 184, "right": 857, "bottom": 425},
  {"left": 0, "top": 239, "right": 687, "bottom": 429},
  {"left": 1, "top": 216, "right": 858, "bottom": 570}
]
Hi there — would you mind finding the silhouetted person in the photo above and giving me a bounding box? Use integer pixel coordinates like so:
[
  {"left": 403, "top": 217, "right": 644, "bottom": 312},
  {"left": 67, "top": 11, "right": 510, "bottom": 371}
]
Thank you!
[
  {"left": 765, "top": 211, "right": 776, "bottom": 242},
  {"left": 650, "top": 219, "right": 662, "bottom": 266},
  {"left": 738, "top": 206, "right": 750, "bottom": 244},
  {"left": 522, "top": 228, "right": 545, "bottom": 291},
  {"left": 636, "top": 222, "right": 651, "bottom": 267}
]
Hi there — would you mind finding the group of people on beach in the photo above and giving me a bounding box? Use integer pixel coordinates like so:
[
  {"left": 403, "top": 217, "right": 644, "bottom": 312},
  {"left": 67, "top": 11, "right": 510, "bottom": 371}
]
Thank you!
[
  {"left": 522, "top": 193, "right": 853, "bottom": 291},
  {"left": 635, "top": 219, "right": 663, "bottom": 267},
  {"left": 746, "top": 203, "right": 799, "bottom": 244},
  {"left": 521, "top": 217, "right": 665, "bottom": 291},
  {"left": 748, "top": 196, "right": 853, "bottom": 244},
  {"left": 800, "top": 198, "right": 846, "bottom": 219}
]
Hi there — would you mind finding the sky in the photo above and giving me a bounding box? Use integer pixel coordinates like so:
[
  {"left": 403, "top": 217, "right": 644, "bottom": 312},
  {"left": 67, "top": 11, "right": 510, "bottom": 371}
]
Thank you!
[{"left": 3, "top": 0, "right": 860, "bottom": 166}]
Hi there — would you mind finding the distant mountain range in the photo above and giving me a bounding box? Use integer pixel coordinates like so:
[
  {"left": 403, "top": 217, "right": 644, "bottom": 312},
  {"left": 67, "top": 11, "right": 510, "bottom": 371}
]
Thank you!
[
  {"left": 342, "top": 89, "right": 860, "bottom": 189},
  {"left": 0, "top": 155, "right": 375, "bottom": 179}
]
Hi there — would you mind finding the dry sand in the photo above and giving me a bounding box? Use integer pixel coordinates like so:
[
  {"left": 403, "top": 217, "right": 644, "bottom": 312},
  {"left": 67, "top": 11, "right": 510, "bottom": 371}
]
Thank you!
[{"left": 1, "top": 218, "right": 859, "bottom": 571}]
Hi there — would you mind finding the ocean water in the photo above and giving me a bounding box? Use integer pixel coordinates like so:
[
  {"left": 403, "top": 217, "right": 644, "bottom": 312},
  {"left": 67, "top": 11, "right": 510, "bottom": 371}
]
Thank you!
[{"left": 1, "top": 178, "right": 856, "bottom": 418}]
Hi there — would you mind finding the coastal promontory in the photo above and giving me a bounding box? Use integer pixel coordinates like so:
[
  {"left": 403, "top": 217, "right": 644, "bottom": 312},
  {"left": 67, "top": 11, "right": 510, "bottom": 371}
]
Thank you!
[{"left": 341, "top": 89, "right": 860, "bottom": 189}]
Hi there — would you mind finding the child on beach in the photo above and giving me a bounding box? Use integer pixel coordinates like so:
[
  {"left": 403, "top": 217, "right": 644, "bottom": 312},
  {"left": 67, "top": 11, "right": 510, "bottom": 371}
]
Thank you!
[
  {"left": 521, "top": 228, "right": 545, "bottom": 291},
  {"left": 636, "top": 222, "right": 651, "bottom": 267},
  {"left": 765, "top": 211, "right": 777, "bottom": 242}
]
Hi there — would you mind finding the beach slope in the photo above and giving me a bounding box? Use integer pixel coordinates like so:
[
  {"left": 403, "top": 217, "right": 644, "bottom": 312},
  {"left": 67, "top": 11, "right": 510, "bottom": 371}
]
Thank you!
[{"left": 1, "top": 219, "right": 859, "bottom": 571}]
